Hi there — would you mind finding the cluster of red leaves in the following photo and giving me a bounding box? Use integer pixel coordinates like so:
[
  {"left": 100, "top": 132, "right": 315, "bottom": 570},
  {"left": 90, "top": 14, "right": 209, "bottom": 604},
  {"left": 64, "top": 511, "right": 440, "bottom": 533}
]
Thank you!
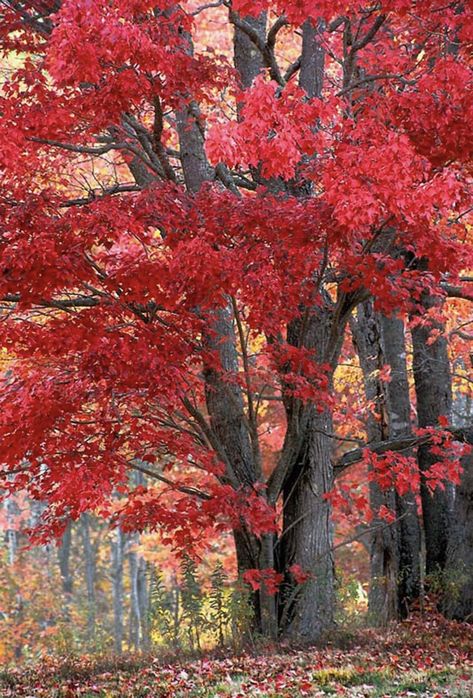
[
  {"left": 0, "top": 0, "right": 471, "bottom": 550},
  {"left": 0, "top": 614, "right": 471, "bottom": 696},
  {"left": 207, "top": 77, "right": 335, "bottom": 179}
]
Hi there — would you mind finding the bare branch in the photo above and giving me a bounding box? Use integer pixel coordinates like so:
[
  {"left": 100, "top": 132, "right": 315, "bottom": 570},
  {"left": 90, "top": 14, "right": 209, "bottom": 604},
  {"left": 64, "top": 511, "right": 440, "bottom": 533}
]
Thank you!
[
  {"left": 284, "top": 56, "right": 302, "bottom": 82},
  {"left": 1, "top": 293, "right": 101, "bottom": 309},
  {"left": 228, "top": 9, "right": 285, "bottom": 86},
  {"left": 352, "top": 13, "right": 386, "bottom": 51},
  {"left": 29, "top": 137, "right": 125, "bottom": 156},
  {"left": 128, "top": 460, "right": 212, "bottom": 500},
  {"left": 267, "top": 16, "right": 288, "bottom": 50},
  {"left": 441, "top": 283, "right": 473, "bottom": 302},
  {"left": 61, "top": 183, "right": 142, "bottom": 208}
]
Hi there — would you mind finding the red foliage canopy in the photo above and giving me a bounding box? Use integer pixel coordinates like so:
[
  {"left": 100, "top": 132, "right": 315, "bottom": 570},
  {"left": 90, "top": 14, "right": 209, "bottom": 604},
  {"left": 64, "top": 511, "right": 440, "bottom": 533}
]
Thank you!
[{"left": 0, "top": 0, "right": 471, "bottom": 553}]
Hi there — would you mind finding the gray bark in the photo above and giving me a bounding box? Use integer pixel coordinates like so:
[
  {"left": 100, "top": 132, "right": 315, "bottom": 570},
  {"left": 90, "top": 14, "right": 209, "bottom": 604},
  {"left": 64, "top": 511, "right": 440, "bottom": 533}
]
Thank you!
[
  {"left": 57, "top": 520, "right": 74, "bottom": 623},
  {"left": 276, "top": 21, "right": 343, "bottom": 642},
  {"left": 379, "top": 315, "right": 422, "bottom": 614},
  {"left": 299, "top": 19, "right": 325, "bottom": 98},
  {"left": 58, "top": 521, "right": 73, "bottom": 595},
  {"left": 137, "top": 553, "right": 149, "bottom": 649},
  {"left": 351, "top": 301, "right": 399, "bottom": 625},
  {"left": 111, "top": 526, "right": 125, "bottom": 653},
  {"left": 278, "top": 295, "right": 351, "bottom": 640},
  {"left": 411, "top": 293, "right": 453, "bottom": 576},
  {"left": 233, "top": 12, "right": 266, "bottom": 88},
  {"left": 176, "top": 15, "right": 279, "bottom": 638},
  {"left": 443, "top": 430, "right": 473, "bottom": 621},
  {"left": 80, "top": 513, "right": 97, "bottom": 645},
  {"left": 128, "top": 533, "right": 142, "bottom": 650},
  {"left": 280, "top": 408, "right": 336, "bottom": 639},
  {"left": 4, "top": 495, "right": 18, "bottom": 566}
]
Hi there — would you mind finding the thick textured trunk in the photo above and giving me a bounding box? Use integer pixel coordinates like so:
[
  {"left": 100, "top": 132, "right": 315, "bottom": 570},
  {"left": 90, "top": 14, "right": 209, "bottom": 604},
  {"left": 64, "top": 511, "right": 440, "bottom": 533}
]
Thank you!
[
  {"left": 411, "top": 294, "right": 453, "bottom": 576},
  {"left": 233, "top": 12, "right": 266, "bottom": 89},
  {"left": 443, "top": 434, "right": 473, "bottom": 621},
  {"left": 379, "top": 315, "right": 421, "bottom": 614},
  {"left": 276, "top": 21, "right": 339, "bottom": 642},
  {"left": 280, "top": 409, "right": 335, "bottom": 640},
  {"left": 278, "top": 298, "right": 348, "bottom": 641},
  {"left": 351, "top": 302, "right": 400, "bottom": 624}
]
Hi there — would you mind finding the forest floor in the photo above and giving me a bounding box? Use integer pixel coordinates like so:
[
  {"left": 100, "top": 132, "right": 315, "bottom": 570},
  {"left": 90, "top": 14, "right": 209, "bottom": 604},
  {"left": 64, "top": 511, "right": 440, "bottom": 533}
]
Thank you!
[{"left": 0, "top": 614, "right": 471, "bottom": 697}]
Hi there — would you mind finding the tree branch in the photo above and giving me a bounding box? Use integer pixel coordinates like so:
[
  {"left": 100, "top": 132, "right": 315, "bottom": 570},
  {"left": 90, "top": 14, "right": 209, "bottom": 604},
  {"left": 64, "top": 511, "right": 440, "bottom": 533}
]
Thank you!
[
  {"left": 334, "top": 425, "right": 473, "bottom": 476},
  {"left": 441, "top": 283, "right": 473, "bottom": 302},
  {"left": 1, "top": 293, "right": 101, "bottom": 309},
  {"left": 228, "top": 9, "right": 284, "bottom": 85},
  {"left": 128, "top": 460, "right": 212, "bottom": 500}
]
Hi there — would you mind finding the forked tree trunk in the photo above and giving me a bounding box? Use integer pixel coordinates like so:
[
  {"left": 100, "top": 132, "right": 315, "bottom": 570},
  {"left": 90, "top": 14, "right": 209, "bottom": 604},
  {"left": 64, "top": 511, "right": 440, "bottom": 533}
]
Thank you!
[
  {"left": 276, "top": 21, "right": 341, "bottom": 642},
  {"left": 175, "top": 11, "right": 350, "bottom": 641}
]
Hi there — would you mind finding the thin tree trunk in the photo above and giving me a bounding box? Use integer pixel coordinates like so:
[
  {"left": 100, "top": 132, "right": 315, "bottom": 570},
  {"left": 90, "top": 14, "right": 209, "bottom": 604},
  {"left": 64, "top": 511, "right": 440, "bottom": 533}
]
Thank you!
[
  {"left": 4, "top": 495, "right": 18, "bottom": 567},
  {"left": 80, "top": 513, "right": 97, "bottom": 646},
  {"left": 351, "top": 301, "right": 400, "bottom": 625},
  {"left": 58, "top": 520, "right": 74, "bottom": 622},
  {"left": 411, "top": 293, "right": 453, "bottom": 576},
  {"left": 128, "top": 532, "right": 149, "bottom": 650},
  {"left": 137, "top": 553, "right": 149, "bottom": 649},
  {"left": 443, "top": 432, "right": 473, "bottom": 621},
  {"left": 379, "top": 314, "right": 421, "bottom": 614},
  {"left": 111, "top": 526, "right": 125, "bottom": 653}
]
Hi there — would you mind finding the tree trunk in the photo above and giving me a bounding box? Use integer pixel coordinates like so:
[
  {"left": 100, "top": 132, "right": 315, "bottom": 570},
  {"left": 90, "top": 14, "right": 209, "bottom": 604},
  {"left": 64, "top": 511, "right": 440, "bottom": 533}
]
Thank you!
[
  {"left": 379, "top": 314, "right": 421, "bottom": 614},
  {"left": 280, "top": 408, "right": 336, "bottom": 640},
  {"left": 4, "top": 495, "right": 18, "bottom": 566},
  {"left": 233, "top": 12, "right": 266, "bottom": 89},
  {"left": 80, "top": 513, "right": 97, "bottom": 646},
  {"left": 137, "top": 553, "right": 149, "bottom": 649},
  {"left": 351, "top": 301, "right": 400, "bottom": 625},
  {"left": 411, "top": 293, "right": 453, "bottom": 576},
  {"left": 111, "top": 526, "right": 125, "bottom": 654},
  {"left": 58, "top": 520, "right": 74, "bottom": 622},
  {"left": 276, "top": 21, "right": 342, "bottom": 642},
  {"left": 128, "top": 532, "right": 149, "bottom": 650},
  {"left": 443, "top": 435, "right": 473, "bottom": 621},
  {"left": 278, "top": 295, "right": 351, "bottom": 641}
]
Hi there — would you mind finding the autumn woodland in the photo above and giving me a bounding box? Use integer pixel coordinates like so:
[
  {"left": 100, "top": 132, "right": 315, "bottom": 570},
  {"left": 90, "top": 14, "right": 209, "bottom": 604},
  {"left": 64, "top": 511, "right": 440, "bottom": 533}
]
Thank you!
[{"left": 0, "top": 1, "right": 472, "bottom": 696}]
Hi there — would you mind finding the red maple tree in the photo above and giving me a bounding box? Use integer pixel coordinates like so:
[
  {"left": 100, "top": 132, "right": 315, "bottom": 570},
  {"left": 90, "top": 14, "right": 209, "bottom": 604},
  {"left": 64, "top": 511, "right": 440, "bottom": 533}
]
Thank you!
[{"left": 0, "top": 0, "right": 471, "bottom": 640}]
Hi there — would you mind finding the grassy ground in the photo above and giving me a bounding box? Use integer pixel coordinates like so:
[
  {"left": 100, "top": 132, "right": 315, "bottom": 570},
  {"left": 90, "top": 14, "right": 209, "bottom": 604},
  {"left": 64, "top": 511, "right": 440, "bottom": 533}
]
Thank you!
[{"left": 0, "top": 614, "right": 471, "bottom": 697}]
